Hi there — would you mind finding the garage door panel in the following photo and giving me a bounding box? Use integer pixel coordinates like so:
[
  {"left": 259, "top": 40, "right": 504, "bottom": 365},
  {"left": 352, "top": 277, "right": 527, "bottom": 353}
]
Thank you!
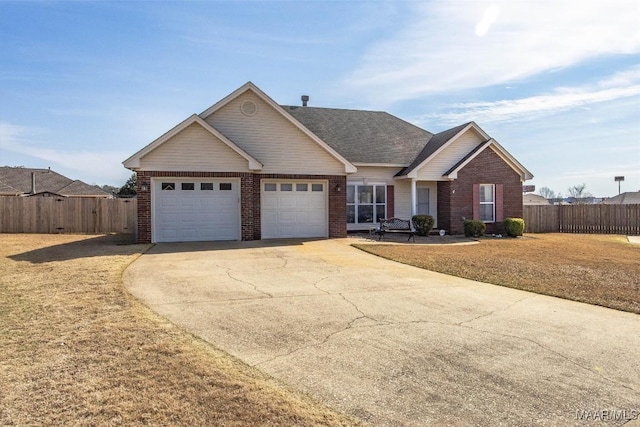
[
  {"left": 154, "top": 179, "right": 240, "bottom": 242},
  {"left": 262, "top": 181, "right": 327, "bottom": 239}
]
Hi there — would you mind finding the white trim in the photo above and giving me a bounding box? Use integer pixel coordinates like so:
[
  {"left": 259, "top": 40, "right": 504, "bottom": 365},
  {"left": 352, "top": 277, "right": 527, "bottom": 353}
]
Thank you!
[
  {"left": 352, "top": 162, "right": 407, "bottom": 168},
  {"left": 199, "top": 82, "right": 357, "bottom": 174},
  {"left": 123, "top": 115, "right": 263, "bottom": 171}
]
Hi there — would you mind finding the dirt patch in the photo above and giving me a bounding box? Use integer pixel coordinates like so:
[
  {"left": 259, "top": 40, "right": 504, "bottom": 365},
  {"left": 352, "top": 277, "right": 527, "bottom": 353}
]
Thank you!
[
  {"left": 353, "top": 233, "right": 640, "bottom": 314},
  {"left": 0, "top": 234, "right": 362, "bottom": 426}
]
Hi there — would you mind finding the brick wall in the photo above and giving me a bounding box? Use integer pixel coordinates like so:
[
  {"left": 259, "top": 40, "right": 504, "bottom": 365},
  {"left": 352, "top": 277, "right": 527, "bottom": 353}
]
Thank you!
[
  {"left": 437, "top": 148, "right": 524, "bottom": 235},
  {"left": 134, "top": 171, "right": 345, "bottom": 243}
]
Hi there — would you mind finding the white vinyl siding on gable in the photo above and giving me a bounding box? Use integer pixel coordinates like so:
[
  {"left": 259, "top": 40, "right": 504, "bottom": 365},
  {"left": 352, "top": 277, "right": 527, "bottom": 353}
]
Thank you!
[
  {"left": 415, "top": 129, "right": 485, "bottom": 180},
  {"left": 139, "top": 123, "right": 250, "bottom": 172},
  {"left": 205, "top": 92, "right": 345, "bottom": 175}
]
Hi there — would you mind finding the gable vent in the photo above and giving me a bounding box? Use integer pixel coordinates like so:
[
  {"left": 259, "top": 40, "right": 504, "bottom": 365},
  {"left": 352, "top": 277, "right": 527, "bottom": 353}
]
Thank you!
[{"left": 240, "top": 100, "right": 257, "bottom": 116}]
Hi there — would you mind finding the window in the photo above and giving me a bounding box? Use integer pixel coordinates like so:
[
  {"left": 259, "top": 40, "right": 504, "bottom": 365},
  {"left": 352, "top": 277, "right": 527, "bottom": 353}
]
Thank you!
[
  {"left": 219, "top": 183, "right": 232, "bottom": 191},
  {"left": 181, "top": 183, "right": 195, "bottom": 191},
  {"left": 311, "top": 183, "right": 323, "bottom": 192},
  {"left": 296, "top": 183, "right": 308, "bottom": 192},
  {"left": 161, "top": 183, "right": 175, "bottom": 191},
  {"left": 280, "top": 183, "right": 292, "bottom": 191},
  {"left": 264, "top": 183, "right": 277, "bottom": 191},
  {"left": 479, "top": 184, "right": 495, "bottom": 222},
  {"left": 347, "top": 184, "right": 386, "bottom": 224},
  {"left": 201, "top": 183, "right": 214, "bottom": 191}
]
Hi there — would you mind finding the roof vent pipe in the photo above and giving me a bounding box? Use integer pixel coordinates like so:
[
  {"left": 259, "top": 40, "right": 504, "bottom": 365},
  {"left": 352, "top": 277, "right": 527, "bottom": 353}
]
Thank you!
[
  {"left": 31, "top": 172, "right": 36, "bottom": 195},
  {"left": 301, "top": 95, "right": 309, "bottom": 107}
]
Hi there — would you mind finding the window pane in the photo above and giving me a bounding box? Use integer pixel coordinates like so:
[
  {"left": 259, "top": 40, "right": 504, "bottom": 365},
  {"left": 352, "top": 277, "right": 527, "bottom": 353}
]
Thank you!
[
  {"left": 161, "top": 183, "right": 174, "bottom": 190},
  {"left": 201, "top": 183, "right": 214, "bottom": 190},
  {"left": 375, "top": 185, "right": 386, "bottom": 203},
  {"left": 346, "top": 185, "right": 355, "bottom": 203},
  {"left": 296, "top": 183, "right": 308, "bottom": 191},
  {"left": 480, "top": 204, "right": 494, "bottom": 222},
  {"left": 358, "top": 186, "right": 373, "bottom": 203},
  {"left": 480, "top": 184, "right": 494, "bottom": 202},
  {"left": 312, "top": 183, "right": 323, "bottom": 192},
  {"left": 375, "top": 205, "right": 386, "bottom": 223},
  {"left": 181, "top": 183, "right": 195, "bottom": 190},
  {"left": 219, "top": 183, "right": 232, "bottom": 191},
  {"left": 347, "top": 205, "right": 355, "bottom": 223},
  {"left": 264, "top": 183, "right": 277, "bottom": 191},
  {"left": 358, "top": 205, "right": 373, "bottom": 223},
  {"left": 281, "top": 183, "right": 292, "bottom": 191}
]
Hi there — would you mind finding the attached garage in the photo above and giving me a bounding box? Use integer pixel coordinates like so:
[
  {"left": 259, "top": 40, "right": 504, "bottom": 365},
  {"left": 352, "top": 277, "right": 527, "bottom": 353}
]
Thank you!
[
  {"left": 153, "top": 178, "right": 240, "bottom": 242},
  {"left": 261, "top": 180, "right": 328, "bottom": 239}
]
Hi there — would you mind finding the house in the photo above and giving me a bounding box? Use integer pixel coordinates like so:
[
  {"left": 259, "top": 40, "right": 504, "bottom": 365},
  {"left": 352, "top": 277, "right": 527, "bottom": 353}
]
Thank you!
[
  {"left": 0, "top": 167, "right": 111, "bottom": 198},
  {"left": 601, "top": 191, "right": 640, "bottom": 205},
  {"left": 123, "top": 82, "right": 533, "bottom": 243},
  {"left": 523, "top": 193, "right": 551, "bottom": 205}
]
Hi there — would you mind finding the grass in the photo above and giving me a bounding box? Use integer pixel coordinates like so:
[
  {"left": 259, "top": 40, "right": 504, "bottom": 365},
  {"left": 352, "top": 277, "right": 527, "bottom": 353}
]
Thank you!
[
  {"left": 353, "top": 233, "right": 640, "bottom": 314},
  {"left": 0, "top": 234, "right": 362, "bottom": 426}
]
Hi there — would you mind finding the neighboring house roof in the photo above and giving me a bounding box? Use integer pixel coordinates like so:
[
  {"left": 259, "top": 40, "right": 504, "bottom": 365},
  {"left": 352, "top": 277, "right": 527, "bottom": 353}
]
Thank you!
[
  {"left": 0, "top": 167, "right": 111, "bottom": 197},
  {"left": 0, "top": 181, "right": 21, "bottom": 196},
  {"left": 523, "top": 193, "right": 551, "bottom": 205},
  {"left": 282, "top": 106, "right": 433, "bottom": 165},
  {"left": 601, "top": 191, "right": 640, "bottom": 204}
]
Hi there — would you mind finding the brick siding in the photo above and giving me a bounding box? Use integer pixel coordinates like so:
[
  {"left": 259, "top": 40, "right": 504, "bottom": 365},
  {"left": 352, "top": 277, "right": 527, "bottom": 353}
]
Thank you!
[
  {"left": 134, "top": 171, "right": 345, "bottom": 243},
  {"left": 437, "top": 148, "right": 523, "bottom": 235}
]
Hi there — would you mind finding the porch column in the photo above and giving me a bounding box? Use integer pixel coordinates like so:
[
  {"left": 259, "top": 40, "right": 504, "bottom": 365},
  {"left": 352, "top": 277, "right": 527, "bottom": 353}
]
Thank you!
[{"left": 410, "top": 179, "right": 417, "bottom": 217}]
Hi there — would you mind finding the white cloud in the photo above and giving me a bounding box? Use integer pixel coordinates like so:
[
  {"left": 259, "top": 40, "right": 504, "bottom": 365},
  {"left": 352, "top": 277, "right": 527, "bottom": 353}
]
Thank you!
[
  {"left": 344, "top": 0, "right": 640, "bottom": 105},
  {"left": 423, "top": 85, "right": 640, "bottom": 124}
]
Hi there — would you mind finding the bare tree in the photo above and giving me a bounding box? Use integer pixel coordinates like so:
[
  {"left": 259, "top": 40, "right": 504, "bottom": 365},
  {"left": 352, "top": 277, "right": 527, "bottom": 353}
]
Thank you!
[
  {"left": 538, "top": 186, "right": 556, "bottom": 199},
  {"left": 568, "top": 183, "right": 593, "bottom": 204}
]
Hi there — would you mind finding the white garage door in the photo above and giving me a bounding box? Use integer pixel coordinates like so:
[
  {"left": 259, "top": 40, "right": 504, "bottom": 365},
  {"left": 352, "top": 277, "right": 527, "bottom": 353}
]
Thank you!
[
  {"left": 262, "top": 181, "right": 327, "bottom": 239},
  {"left": 153, "top": 178, "right": 240, "bottom": 242}
]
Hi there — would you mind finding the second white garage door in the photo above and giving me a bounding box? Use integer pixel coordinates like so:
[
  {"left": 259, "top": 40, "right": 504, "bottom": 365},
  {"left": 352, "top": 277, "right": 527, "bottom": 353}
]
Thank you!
[
  {"left": 261, "top": 181, "right": 328, "bottom": 239},
  {"left": 153, "top": 178, "right": 240, "bottom": 242}
]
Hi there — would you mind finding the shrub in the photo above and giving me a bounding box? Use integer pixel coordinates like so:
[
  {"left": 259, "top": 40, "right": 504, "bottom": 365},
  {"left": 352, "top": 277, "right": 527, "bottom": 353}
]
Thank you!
[
  {"left": 464, "top": 219, "right": 486, "bottom": 238},
  {"left": 504, "top": 217, "right": 525, "bottom": 237},
  {"left": 412, "top": 215, "right": 435, "bottom": 236}
]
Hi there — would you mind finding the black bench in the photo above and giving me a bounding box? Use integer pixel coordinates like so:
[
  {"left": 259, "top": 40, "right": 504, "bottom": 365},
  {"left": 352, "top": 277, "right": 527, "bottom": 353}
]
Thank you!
[{"left": 377, "top": 218, "right": 416, "bottom": 242}]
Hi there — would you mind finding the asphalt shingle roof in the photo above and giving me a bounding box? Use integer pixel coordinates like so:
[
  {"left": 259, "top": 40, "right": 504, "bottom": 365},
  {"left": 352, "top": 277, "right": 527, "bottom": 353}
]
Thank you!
[
  {"left": 282, "top": 106, "right": 433, "bottom": 164},
  {"left": 0, "top": 167, "right": 110, "bottom": 197}
]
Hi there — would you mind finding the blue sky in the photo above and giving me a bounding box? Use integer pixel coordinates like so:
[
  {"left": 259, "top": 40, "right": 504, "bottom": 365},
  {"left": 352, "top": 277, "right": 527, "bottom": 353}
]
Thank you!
[{"left": 1, "top": 0, "right": 638, "bottom": 197}]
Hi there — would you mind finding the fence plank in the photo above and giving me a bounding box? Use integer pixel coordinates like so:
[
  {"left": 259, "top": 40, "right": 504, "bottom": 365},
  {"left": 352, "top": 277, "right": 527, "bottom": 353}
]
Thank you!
[
  {"left": 524, "top": 204, "right": 640, "bottom": 235},
  {"left": 0, "top": 197, "right": 136, "bottom": 234}
]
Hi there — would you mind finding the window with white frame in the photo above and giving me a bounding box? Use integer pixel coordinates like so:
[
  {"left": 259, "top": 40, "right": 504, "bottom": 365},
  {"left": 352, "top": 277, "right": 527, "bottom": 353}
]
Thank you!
[
  {"left": 479, "top": 184, "right": 495, "bottom": 222},
  {"left": 347, "top": 184, "right": 386, "bottom": 224}
]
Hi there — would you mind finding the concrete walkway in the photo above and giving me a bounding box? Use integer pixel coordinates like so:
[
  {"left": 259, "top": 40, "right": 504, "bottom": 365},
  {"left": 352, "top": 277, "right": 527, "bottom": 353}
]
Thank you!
[{"left": 124, "top": 238, "right": 640, "bottom": 426}]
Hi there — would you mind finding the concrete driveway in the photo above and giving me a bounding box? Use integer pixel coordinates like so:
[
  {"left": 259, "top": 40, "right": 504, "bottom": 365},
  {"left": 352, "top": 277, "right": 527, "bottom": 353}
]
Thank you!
[{"left": 124, "top": 238, "right": 640, "bottom": 426}]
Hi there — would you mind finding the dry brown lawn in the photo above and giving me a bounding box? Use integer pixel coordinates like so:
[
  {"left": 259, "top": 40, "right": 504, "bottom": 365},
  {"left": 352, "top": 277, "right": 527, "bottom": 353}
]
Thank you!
[
  {"left": 0, "top": 234, "right": 362, "bottom": 426},
  {"left": 354, "top": 233, "right": 640, "bottom": 314}
]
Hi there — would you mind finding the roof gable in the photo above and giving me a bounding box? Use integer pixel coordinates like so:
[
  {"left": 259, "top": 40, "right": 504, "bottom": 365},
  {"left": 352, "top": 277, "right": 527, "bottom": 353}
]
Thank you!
[
  {"left": 200, "top": 82, "right": 356, "bottom": 173},
  {"left": 123, "top": 114, "right": 263, "bottom": 171},
  {"left": 444, "top": 139, "right": 534, "bottom": 181}
]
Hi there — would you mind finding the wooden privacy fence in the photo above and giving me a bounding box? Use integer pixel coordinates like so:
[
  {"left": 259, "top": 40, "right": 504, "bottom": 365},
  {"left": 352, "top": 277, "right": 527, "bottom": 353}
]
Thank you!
[
  {"left": 0, "top": 197, "right": 136, "bottom": 234},
  {"left": 524, "top": 204, "right": 640, "bottom": 234}
]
